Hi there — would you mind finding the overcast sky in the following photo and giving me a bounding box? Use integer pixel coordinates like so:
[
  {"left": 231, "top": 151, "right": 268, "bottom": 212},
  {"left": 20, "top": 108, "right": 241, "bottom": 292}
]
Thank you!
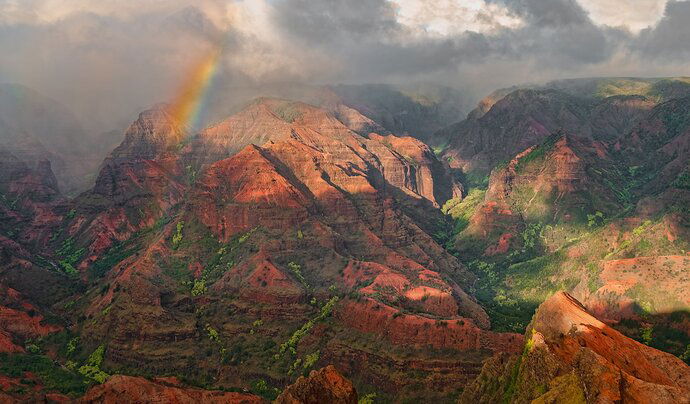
[{"left": 0, "top": 0, "right": 688, "bottom": 132}]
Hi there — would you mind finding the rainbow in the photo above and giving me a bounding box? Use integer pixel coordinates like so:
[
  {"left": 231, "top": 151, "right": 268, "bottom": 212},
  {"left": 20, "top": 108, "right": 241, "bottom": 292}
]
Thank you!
[{"left": 168, "top": 46, "right": 222, "bottom": 130}]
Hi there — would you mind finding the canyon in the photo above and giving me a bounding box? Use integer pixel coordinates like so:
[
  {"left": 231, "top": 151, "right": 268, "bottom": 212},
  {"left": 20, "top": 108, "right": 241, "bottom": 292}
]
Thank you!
[{"left": 0, "top": 77, "right": 689, "bottom": 402}]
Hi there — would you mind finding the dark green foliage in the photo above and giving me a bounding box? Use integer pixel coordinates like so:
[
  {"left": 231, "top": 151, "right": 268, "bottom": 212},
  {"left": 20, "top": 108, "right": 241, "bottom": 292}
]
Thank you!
[
  {"left": 660, "top": 104, "right": 690, "bottom": 139},
  {"left": 458, "top": 171, "right": 490, "bottom": 190},
  {"left": 89, "top": 216, "right": 173, "bottom": 280},
  {"left": 90, "top": 242, "right": 139, "bottom": 280},
  {"left": 680, "top": 344, "right": 690, "bottom": 364},
  {"left": 521, "top": 223, "right": 543, "bottom": 253},
  {"left": 502, "top": 350, "right": 523, "bottom": 403},
  {"left": 672, "top": 165, "right": 690, "bottom": 190},
  {"left": 183, "top": 227, "right": 256, "bottom": 293},
  {"left": 614, "top": 316, "right": 690, "bottom": 359},
  {"left": 0, "top": 353, "right": 87, "bottom": 396},
  {"left": 587, "top": 211, "right": 605, "bottom": 227}
]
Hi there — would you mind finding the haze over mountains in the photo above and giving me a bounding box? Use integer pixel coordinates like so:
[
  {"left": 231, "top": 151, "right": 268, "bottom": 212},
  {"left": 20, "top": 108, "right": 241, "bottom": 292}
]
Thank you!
[{"left": 1, "top": 0, "right": 690, "bottom": 403}]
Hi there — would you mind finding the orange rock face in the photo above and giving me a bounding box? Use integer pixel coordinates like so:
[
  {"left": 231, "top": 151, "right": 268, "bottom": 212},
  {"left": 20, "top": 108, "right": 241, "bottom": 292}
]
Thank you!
[
  {"left": 275, "top": 365, "right": 358, "bottom": 404},
  {"left": 531, "top": 292, "right": 690, "bottom": 402},
  {"left": 336, "top": 298, "right": 521, "bottom": 353},
  {"left": 462, "top": 292, "right": 690, "bottom": 403},
  {"left": 79, "top": 375, "right": 262, "bottom": 404}
]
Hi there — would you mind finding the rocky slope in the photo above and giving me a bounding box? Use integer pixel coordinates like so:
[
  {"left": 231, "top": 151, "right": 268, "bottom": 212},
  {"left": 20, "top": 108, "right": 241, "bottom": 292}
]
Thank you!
[
  {"left": 191, "top": 98, "right": 461, "bottom": 207},
  {"left": 460, "top": 292, "right": 690, "bottom": 403},
  {"left": 78, "top": 375, "right": 262, "bottom": 404},
  {"left": 275, "top": 365, "right": 357, "bottom": 404},
  {"left": 0, "top": 97, "right": 513, "bottom": 402},
  {"left": 437, "top": 78, "right": 689, "bottom": 176},
  {"left": 453, "top": 133, "right": 626, "bottom": 257}
]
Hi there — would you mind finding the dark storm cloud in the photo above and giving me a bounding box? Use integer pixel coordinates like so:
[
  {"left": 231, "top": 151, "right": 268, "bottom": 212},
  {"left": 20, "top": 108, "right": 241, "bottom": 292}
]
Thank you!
[
  {"left": 492, "top": 0, "right": 589, "bottom": 26},
  {"left": 0, "top": 0, "right": 689, "bottom": 138},
  {"left": 272, "top": 0, "right": 401, "bottom": 43},
  {"left": 637, "top": 0, "right": 690, "bottom": 58},
  {"left": 270, "top": 0, "right": 621, "bottom": 81}
]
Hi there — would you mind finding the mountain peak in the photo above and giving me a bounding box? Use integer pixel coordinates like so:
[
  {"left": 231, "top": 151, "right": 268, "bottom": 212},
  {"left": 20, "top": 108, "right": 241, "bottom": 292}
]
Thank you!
[
  {"left": 247, "top": 97, "right": 336, "bottom": 124},
  {"left": 110, "top": 105, "right": 186, "bottom": 160},
  {"left": 193, "top": 97, "right": 353, "bottom": 162}
]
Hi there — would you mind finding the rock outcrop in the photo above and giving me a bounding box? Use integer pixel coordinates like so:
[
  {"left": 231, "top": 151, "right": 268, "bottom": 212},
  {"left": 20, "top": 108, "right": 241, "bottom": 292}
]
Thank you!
[
  {"left": 460, "top": 292, "right": 690, "bottom": 403},
  {"left": 275, "top": 365, "right": 357, "bottom": 404}
]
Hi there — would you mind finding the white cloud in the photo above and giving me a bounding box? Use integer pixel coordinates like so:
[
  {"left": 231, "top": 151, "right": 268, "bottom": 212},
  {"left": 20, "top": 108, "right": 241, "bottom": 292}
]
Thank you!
[
  {"left": 392, "top": 0, "right": 523, "bottom": 36},
  {"left": 576, "top": 0, "right": 668, "bottom": 32}
]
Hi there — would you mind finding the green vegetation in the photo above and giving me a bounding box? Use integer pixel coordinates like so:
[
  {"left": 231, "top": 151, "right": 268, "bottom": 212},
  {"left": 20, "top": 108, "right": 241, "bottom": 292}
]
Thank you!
[
  {"left": 90, "top": 239, "right": 141, "bottom": 280},
  {"left": 78, "top": 344, "right": 109, "bottom": 384},
  {"left": 461, "top": 171, "right": 490, "bottom": 190},
  {"left": 680, "top": 344, "right": 690, "bottom": 364},
  {"left": 180, "top": 227, "right": 257, "bottom": 294},
  {"left": 302, "top": 350, "right": 319, "bottom": 370},
  {"left": 521, "top": 222, "right": 543, "bottom": 253},
  {"left": 185, "top": 165, "right": 197, "bottom": 184},
  {"left": 672, "top": 165, "right": 690, "bottom": 190},
  {"left": 89, "top": 215, "right": 173, "bottom": 280},
  {"left": 515, "top": 134, "right": 560, "bottom": 173},
  {"left": 661, "top": 105, "right": 690, "bottom": 138},
  {"left": 0, "top": 353, "right": 87, "bottom": 395},
  {"left": 191, "top": 278, "right": 207, "bottom": 296},
  {"left": 250, "top": 379, "right": 281, "bottom": 400},
  {"left": 206, "top": 325, "right": 221, "bottom": 343},
  {"left": 66, "top": 337, "right": 79, "bottom": 356},
  {"left": 587, "top": 211, "right": 604, "bottom": 227},
  {"left": 594, "top": 78, "right": 654, "bottom": 99},
  {"left": 442, "top": 189, "right": 486, "bottom": 233},
  {"left": 287, "top": 261, "right": 310, "bottom": 290},
  {"left": 56, "top": 238, "right": 85, "bottom": 276},
  {"left": 171, "top": 221, "right": 184, "bottom": 249},
  {"left": 502, "top": 350, "right": 523, "bottom": 403},
  {"left": 278, "top": 296, "right": 339, "bottom": 358},
  {"left": 359, "top": 393, "right": 377, "bottom": 404},
  {"left": 432, "top": 143, "right": 447, "bottom": 156},
  {"left": 640, "top": 325, "right": 653, "bottom": 345}
]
